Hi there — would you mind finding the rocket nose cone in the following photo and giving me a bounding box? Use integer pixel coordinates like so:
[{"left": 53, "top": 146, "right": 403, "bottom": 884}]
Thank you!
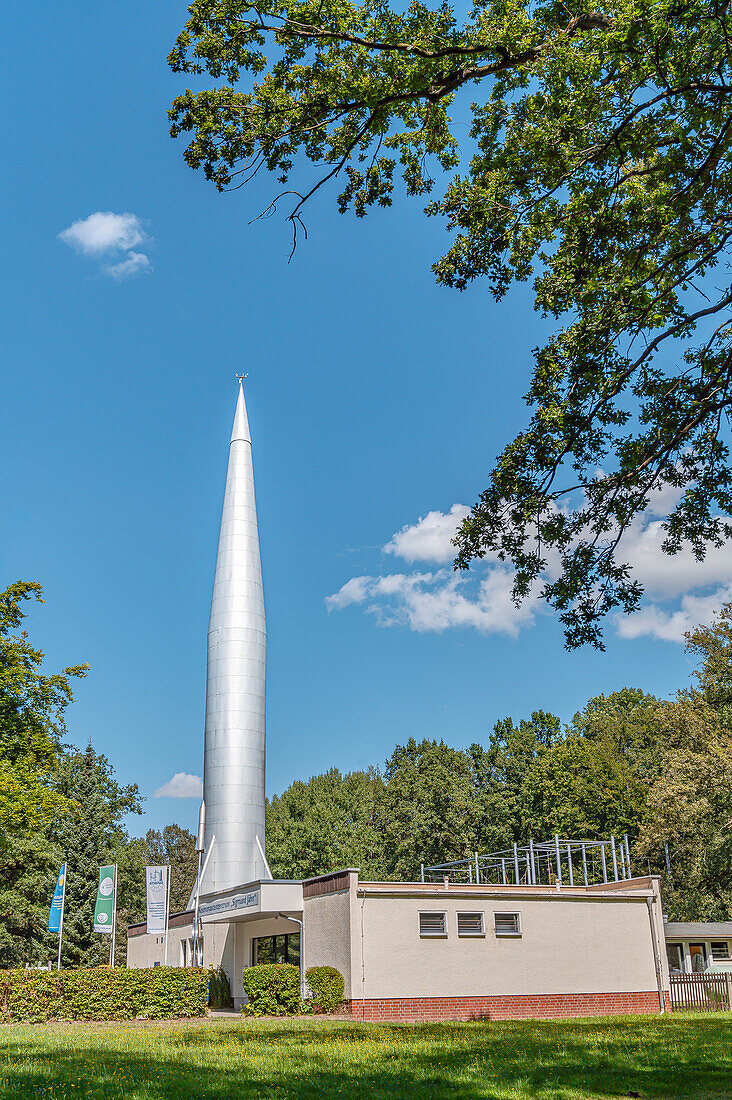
[{"left": 231, "top": 383, "right": 251, "bottom": 444}]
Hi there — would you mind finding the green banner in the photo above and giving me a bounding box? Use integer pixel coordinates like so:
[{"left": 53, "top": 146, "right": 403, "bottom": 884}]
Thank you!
[{"left": 93, "top": 865, "right": 115, "bottom": 933}]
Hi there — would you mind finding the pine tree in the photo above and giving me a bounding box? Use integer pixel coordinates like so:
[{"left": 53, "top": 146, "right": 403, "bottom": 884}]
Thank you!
[{"left": 51, "top": 743, "right": 141, "bottom": 967}]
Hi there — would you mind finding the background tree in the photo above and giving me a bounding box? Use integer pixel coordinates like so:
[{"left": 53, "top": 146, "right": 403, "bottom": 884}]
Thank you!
[
  {"left": 636, "top": 696, "right": 732, "bottom": 920},
  {"left": 469, "top": 710, "right": 562, "bottom": 847},
  {"left": 522, "top": 690, "right": 660, "bottom": 840},
  {"left": 51, "top": 743, "right": 142, "bottom": 967},
  {"left": 523, "top": 732, "right": 648, "bottom": 840},
  {"left": 634, "top": 607, "right": 732, "bottom": 918},
  {"left": 170, "top": 0, "right": 732, "bottom": 646},
  {"left": 0, "top": 582, "right": 86, "bottom": 967},
  {"left": 266, "top": 768, "right": 385, "bottom": 879},
  {"left": 378, "top": 738, "right": 481, "bottom": 876},
  {"left": 685, "top": 604, "right": 732, "bottom": 712}
]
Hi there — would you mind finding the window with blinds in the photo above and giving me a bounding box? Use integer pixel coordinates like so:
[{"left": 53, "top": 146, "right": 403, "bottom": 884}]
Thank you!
[
  {"left": 457, "top": 912, "right": 484, "bottom": 937},
  {"left": 418, "top": 911, "right": 447, "bottom": 936},
  {"left": 494, "top": 912, "right": 521, "bottom": 936},
  {"left": 711, "top": 941, "right": 730, "bottom": 960}
]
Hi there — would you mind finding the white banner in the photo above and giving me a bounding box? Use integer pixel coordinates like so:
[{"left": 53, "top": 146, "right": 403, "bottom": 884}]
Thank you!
[{"left": 145, "top": 866, "right": 169, "bottom": 933}]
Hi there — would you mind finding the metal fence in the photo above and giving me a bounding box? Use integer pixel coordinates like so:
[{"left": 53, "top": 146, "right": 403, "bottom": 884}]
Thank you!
[
  {"left": 669, "top": 973, "right": 732, "bottom": 1012},
  {"left": 421, "top": 835, "right": 633, "bottom": 887}
]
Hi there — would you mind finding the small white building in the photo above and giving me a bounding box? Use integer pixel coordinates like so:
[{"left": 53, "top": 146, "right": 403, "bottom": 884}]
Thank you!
[
  {"left": 128, "top": 868, "right": 670, "bottom": 1020},
  {"left": 663, "top": 922, "right": 732, "bottom": 973}
]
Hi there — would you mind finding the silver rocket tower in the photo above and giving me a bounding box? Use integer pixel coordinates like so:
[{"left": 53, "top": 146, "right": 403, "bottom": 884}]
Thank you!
[{"left": 202, "top": 382, "right": 267, "bottom": 892}]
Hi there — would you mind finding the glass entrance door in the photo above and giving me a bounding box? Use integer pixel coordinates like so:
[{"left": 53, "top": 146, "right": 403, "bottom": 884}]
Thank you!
[{"left": 689, "top": 943, "right": 707, "bottom": 972}]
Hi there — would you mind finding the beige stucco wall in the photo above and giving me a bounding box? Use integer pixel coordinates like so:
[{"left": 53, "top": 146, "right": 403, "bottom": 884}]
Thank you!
[
  {"left": 303, "top": 889, "right": 353, "bottom": 998},
  {"left": 126, "top": 928, "right": 176, "bottom": 969},
  {"left": 342, "top": 886, "right": 664, "bottom": 1000},
  {"left": 126, "top": 920, "right": 234, "bottom": 975}
]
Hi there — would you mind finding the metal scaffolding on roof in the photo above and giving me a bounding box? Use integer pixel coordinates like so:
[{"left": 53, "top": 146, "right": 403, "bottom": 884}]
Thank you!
[{"left": 420, "top": 835, "right": 633, "bottom": 887}]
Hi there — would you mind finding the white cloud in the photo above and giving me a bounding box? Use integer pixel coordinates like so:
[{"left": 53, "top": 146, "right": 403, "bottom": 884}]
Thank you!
[
  {"left": 58, "top": 211, "right": 151, "bottom": 278},
  {"left": 59, "top": 212, "right": 145, "bottom": 255},
  {"left": 328, "top": 562, "right": 539, "bottom": 637},
  {"left": 325, "top": 575, "right": 373, "bottom": 610},
  {"left": 606, "top": 499, "right": 732, "bottom": 641},
  {"left": 153, "top": 772, "right": 203, "bottom": 799},
  {"left": 103, "top": 251, "right": 151, "bottom": 279},
  {"left": 615, "top": 584, "right": 732, "bottom": 643},
  {"left": 327, "top": 504, "right": 547, "bottom": 636},
  {"left": 644, "top": 481, "right": 685, "bottom": 519},
  {"left": 383, "top": 503, "right": 471, "bottom": 563},
  {"left": 370, "top": 568, "right": 538, "bottom": 635},
  {"left": 329, "top": 500, "right": 732, "bottom": 645},
  {"left": 622, "top": 519, "right": 732, "bottom": 600}
]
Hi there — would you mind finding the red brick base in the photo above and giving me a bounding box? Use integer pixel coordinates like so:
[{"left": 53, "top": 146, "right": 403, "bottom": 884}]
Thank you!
[{"left": 346, "top": 990, "right": 670, "bottom": 1022}]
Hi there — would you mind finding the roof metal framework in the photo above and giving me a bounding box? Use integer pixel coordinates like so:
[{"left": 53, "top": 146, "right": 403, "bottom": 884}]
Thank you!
[{"left": 421, "top": 835, "right": 633, "bottom": 888}]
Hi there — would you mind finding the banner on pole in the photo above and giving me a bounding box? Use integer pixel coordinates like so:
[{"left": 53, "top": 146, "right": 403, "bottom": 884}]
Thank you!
[
  {"left": 93, "top": 865, "right": 115, "bottom": 933},
  {"left": 48, "top": 865, "right": 66, "bottom": 933},
  {"left": 145, "top": 866, "right": 169, "bottom": 933}
]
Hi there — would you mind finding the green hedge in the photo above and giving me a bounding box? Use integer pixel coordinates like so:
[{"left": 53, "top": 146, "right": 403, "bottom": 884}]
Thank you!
[
  {"left": 241, "top": 963, "right": 306, "bottom": 1016},
  {"left": 0, "top": 967, "right": 209, "bottom": 1023},
  {"left": 306, "top": 966, "right": 344, "bottom": 1013}
]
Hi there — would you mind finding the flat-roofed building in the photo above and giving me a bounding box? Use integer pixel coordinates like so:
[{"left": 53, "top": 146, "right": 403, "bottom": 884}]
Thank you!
[{"left": 128, "top": 868, "right": 670, "bottom": 1019}]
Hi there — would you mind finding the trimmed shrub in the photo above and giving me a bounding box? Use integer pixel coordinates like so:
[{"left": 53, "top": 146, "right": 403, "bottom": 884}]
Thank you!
[
  {"left": 208, "top": 966, "right": 232, "bottom": 1008},
  {"left": 306, "top": 966, "right": 345, "bottom": 1013},
  {"left": 241, "top": 963, "right": 304, "bottom": 1016},
  {"left": 0, "top": 967, "right": 208, "bottom": 1023}
]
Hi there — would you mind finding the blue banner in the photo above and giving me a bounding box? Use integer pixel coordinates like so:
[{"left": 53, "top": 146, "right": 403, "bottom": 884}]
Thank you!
[{"left": 48, "top": 864, "right": 66, "bottom": 933}]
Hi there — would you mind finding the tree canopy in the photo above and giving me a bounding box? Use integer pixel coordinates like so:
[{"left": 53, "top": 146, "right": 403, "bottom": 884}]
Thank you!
[
  {"left": 170, "top": 0, "right": 732, "bottom": 646},
  {"left": 0, "top": 582, "right": 196, "bottom": 967},
  {"left": 267, "top": 767, "right": 385, "bottom": 878},
  {"left": 0, "top": 583, "right": 87, "bottom": 966}
]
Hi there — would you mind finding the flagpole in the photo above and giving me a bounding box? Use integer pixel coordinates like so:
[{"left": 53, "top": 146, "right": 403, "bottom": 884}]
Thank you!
[
  {"left": 56, "top": 862, "right": 67, "bottom": 971},
  {"left": 193, "top": 848, "right": 203, "bottom": 967},
  {"left": 163, "top": 865, "right": 171, "bottom": 966},
  {"left": 110, "top": 865, "right": 117, "bottom": 968}
]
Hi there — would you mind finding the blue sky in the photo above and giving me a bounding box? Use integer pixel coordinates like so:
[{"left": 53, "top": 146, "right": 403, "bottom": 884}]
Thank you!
[{"left": 2, "top": 2, "right": 726, "bottom": 838}]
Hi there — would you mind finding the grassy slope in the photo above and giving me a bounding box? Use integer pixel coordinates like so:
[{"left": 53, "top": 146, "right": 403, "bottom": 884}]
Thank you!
[{"left": 0, "top": 1014, "right": 729, "bottom": 1099}]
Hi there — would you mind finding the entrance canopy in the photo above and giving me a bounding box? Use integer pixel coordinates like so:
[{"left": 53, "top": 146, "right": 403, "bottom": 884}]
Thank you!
[{"left": 198, "top": 878, "right": 303, "bottom": 924}]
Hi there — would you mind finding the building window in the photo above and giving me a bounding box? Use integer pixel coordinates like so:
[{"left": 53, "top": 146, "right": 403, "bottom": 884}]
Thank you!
[
  {"left": 418, "top": 911, "right": 447, "bottom": 937},
  {"left": 457, "top": 912, "right": 485, "bottom": 937},
  {"left": 494, "top": 912, "right": 521, "bottom": 936},
  {"left": 711, "top": 941, "right": 730, "bottom": 961},
  {"left": 666, "top": 943, "right": 683, "bottom": 973},
  {"left": 252, "top": 933, "right": 300, "bottom": 966}
]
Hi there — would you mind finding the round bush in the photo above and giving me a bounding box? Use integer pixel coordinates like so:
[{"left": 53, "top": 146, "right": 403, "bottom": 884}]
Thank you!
[
  {"left": 306, "top": 966, "right": 344, "bottom": 1013},
  {"left": 241, "top": 963, "right": 302, "bottom": 1016}
]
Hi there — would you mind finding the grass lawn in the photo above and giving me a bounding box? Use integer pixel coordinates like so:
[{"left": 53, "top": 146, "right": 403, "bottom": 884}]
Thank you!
[{"left": 0, "top": 1013, "right": 729, "bottom": 1099}]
